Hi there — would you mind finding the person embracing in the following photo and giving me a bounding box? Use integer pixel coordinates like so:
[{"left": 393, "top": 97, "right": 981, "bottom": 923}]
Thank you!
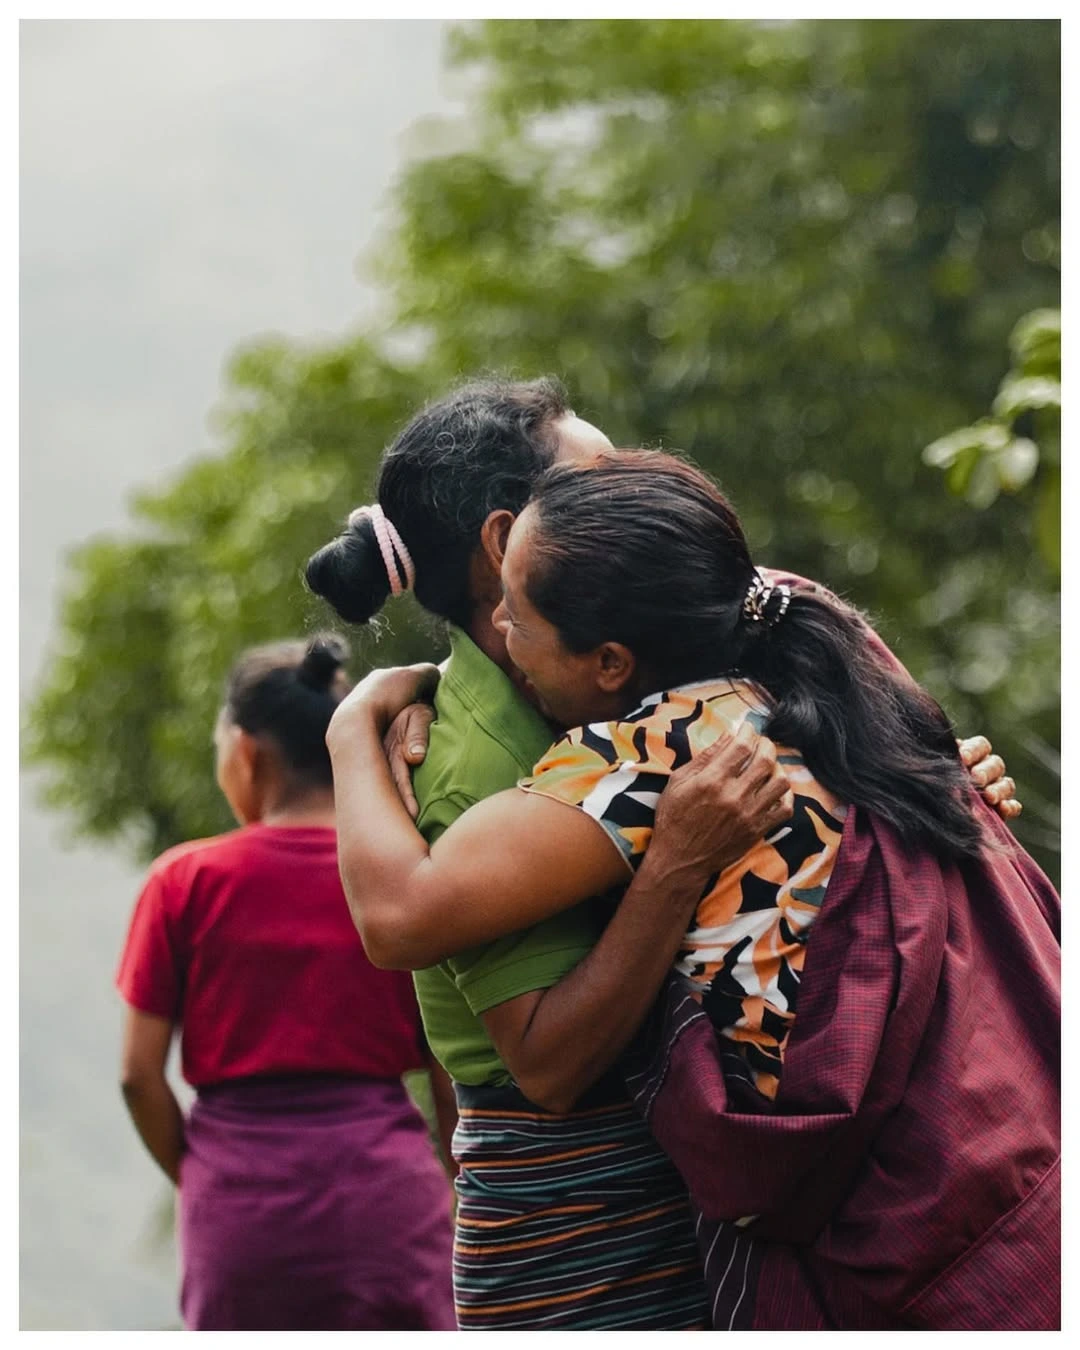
[{"left": 306, "top": 378, "right": 1027, "bottom": 1330}]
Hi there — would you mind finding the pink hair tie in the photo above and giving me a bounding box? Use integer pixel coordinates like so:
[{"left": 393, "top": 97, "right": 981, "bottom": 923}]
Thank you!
[{"left": 347, "top": 504, "right": 416, "bottom": 597}]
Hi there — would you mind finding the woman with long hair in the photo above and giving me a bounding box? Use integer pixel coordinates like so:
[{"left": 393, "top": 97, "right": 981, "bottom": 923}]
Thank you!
[
  {"left": 315, "top": 449, "right": 1057, "bottom": 1330},
  {"left": 115, "top": 635, "right": 456, "bottom": 1331}
]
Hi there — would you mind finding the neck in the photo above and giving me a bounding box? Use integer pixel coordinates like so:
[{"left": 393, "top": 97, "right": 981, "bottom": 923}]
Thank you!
[
  {"left": 464, "top": 546, "right": 532, "bottom": 689},
  {"left": 259, "top": 786, "right": 337, "bottom": 829},
  {"left": 466, "top": 604, "right": 516, "bottom": 679}
]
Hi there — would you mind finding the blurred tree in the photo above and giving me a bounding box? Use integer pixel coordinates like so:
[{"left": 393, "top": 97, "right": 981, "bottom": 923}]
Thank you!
[{"left": 26, "top": 18, "right": 1059, "bottom": 876}]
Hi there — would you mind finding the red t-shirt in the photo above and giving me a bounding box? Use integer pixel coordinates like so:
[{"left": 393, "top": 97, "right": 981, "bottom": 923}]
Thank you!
[{"left": 116, "top": 824, "right": 427, "bottom": 1087}]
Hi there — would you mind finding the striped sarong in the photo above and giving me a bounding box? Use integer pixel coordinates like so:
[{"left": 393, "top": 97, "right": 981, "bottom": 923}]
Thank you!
[{"left": 451, "top": 1078, "right": 708, "bottom": 1329}]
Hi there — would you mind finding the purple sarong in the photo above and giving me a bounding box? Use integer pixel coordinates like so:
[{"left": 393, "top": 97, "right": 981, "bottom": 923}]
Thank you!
[{"left": 178, "top": 1075, "right": 456, "bottom": 1330}]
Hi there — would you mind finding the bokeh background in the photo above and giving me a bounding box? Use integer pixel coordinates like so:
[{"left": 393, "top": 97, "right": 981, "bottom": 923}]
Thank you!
[{"left": 20, "top": 18, "right": 1059, "bottom": 1331}]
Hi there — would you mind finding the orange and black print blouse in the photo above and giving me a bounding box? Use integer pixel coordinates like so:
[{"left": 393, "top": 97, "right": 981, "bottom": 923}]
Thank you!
[{"left": 519, "top": 679, "right": 848, "bottom": 1100}]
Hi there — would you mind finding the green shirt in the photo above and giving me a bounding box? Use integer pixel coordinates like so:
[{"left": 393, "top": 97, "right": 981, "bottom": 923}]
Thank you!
[{"left": 411, "top": 627, "right": 605, "bottom": 1086}]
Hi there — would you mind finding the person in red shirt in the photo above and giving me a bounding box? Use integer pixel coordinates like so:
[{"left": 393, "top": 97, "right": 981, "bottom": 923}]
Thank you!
[{"left": 116, "top": 634, "right": 456, "bottom": 1331}]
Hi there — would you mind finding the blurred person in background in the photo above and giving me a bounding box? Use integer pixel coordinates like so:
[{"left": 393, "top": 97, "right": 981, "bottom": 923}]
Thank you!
[
  {"left": 305, "top": 378, "right": 1022, "bottom": 1330},
  {"left": 321, "top": 449, "right": 1059, "bottom": 1332},
  {"left": 115, "top": 635, "right": 456, "bottom": 1332}
]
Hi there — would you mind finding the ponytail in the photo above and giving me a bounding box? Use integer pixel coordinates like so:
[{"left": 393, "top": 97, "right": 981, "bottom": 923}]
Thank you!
[
  {"left": 740, "top": 591, "right": 983, "bottom": 861},
  {"left": 224, "top": 633, "right": 351, "bottom": 788}
]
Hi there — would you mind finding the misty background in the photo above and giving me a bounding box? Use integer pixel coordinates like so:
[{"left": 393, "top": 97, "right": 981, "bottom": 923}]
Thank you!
[{"left": 20, "top": 20, "right": 455, "bottom": 1329}]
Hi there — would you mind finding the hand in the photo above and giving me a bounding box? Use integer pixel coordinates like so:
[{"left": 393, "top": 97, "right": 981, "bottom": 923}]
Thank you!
[
  {"left": 328, "top": 663, "right": 441, "bottom": 745},
  {"left": 958, "top": 735, "right": 1022, "bottom": 822},
  {"left": 383, "top": 703, "right": 437, "bottom": 820},
  {"left": 651, "top": 720, "right": 794, "bottom": 879}
]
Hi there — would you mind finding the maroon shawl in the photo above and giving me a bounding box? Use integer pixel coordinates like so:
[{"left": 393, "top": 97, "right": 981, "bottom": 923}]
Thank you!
[{"left": 624, "top": 802, "right": 1060, "bottom": 1330}]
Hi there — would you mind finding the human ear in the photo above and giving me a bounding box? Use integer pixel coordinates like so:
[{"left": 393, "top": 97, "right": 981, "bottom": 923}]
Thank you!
[
  {"left": 235, "top": 729, "right": 259, "bottom": 778},
  {"left": 217, "top": 724, "right": 259, "bottom": 825},
  {"left": 595, "top": 642, "right": 636, "bottom": 694},
  {"left": 479, "top": 510, "right": 517, "bottom": 571}
]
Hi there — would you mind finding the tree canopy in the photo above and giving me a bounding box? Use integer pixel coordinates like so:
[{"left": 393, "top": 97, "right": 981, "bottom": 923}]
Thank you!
[{"left": 26, "top": 19, "right": 1060, "bottom": 878}]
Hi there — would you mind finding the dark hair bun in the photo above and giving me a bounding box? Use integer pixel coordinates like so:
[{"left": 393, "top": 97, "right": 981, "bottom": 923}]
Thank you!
[
  {"left": 297, "top": 633, "right": 349, "bottom": 691},
  {"left": 305, "top": 515, "right": 391, "bottom": 624}
]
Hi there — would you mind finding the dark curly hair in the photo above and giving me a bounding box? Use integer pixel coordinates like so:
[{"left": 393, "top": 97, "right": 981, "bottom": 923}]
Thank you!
[{"left": 306, "top": 376, "right": 570, "bottom": 629}]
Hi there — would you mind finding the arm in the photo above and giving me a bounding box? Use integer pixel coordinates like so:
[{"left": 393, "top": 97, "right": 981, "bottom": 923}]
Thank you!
[
  {"left": 425, "top": 1051, "right": 460, "bottom": 1180},
  {"left": 328, "top": 667, "right": 636, "bottom": 969},
  {"left": 119, "top": 1007, "right": 185, "bottom": 1185},
  {"left": 333, "top": 713, "right": 630, "bottom": 968},
  {"left": 479, "top": 726, "right": 793, "bottom": 1113}
]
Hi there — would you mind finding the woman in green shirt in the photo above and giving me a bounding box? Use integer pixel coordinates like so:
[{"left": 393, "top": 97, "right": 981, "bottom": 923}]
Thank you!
[
  {"left": 306, "top": 379, "right": 1018, "bottom": 1331},
  {"left": 308, "top": 380, "right": 796, "bottom": 1330}
]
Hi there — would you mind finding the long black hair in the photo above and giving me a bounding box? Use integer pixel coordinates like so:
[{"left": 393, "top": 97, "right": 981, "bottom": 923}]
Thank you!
[
  {"left": 223, "top": 633, "right": 351, "bottom": 789},
  {"left": 305, "top": 377, "right": 570, "bottom": 628},
  {"left": 525, "top": 450, "right": 983, "bottom": 863}
]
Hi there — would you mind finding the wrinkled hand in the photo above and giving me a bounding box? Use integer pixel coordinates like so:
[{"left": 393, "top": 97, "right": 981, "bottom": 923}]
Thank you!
[
  {"left": 958, "top": 735, "right": 1022, "bottom": 822},
  {"left": 651, "top": 720, "right": 794, "bottom": 878},
  {"left": 383, "top": 702, "right": 437, "bottom": 820}
]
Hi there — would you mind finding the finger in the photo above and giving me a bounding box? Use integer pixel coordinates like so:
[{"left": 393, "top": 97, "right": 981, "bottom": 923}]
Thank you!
[
  {"left": 763, "top": 788, "right": 796, "bottom": 836},
  {"left": 407, "top": 662, "right": 442, "bottom": 700},
  {"left": 402, "top": 704, "right": 436, "bottom": 763},
  {"left": 999, "top": 798, "right": 1023, "bottom": 821},
  {"left": 754, "top": 768, "right": 791, "bottom": 811},
  {"left": 971, "top": 754, "right": 1006, "bottom": 789},
  {"left": 982, "top": 776, "right": 1016, "bottom": 807},
  {"left": 958, "top": 735, "right": 991, "bottom": 767},
  {"left": 725, "top": 720, "right": 761, "bottom": 777},
  {"left": 390, "top": 759, "right": 419, "bottom": 820},
  {"left": 743, "top": 740, "right": 780, "bottom": 793},
  {"left": 383, "top": 734, "right": 420, "bottom": 816},
  {"left": 674, "top": 727, "right": 739, "bottom": 781}
]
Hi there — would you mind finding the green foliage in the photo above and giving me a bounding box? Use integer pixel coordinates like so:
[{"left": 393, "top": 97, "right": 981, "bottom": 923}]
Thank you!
[
  {"left": 26, "top": 19, "right": 1059, "bottom": 877},
  {"left": 26, "top": 338, "right": 444, "bottom": 859},
  {"left": 924, "top": 306, "right": 1059, "bottom": 571}
]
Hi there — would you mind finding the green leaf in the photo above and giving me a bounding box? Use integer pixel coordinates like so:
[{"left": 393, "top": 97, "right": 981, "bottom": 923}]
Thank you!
[
  {"left": 995, "top": 437, "right": 1040, "bottom": 492},
  {"left": 1009, "top": 307, "right": 1060, "bottom": 368},
  {"left": 923, "top": 426, "right": 982, "bottom": 470},
  {"left": 992, "top": 375, "right": 1061, "bottom": 422},
  {"left": 964, "top": 454, "right": 1002, "bottom": 510},
  {"left": 923, "top": 421, "right": 1008, "bottom": 470}
]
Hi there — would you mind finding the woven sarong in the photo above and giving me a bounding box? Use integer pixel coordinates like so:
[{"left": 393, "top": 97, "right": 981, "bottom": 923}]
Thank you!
[
  {"left": 451, "top": 1078, "right": 708, "bottom": 1329},
  {"left": 178, "top": 1075, "right": 456, "bottom": 1330}
]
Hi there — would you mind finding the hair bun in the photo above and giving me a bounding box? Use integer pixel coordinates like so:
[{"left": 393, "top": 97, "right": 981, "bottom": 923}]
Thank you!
[
  {"left": 298, "top": 633, "right": 349, "bottom": 690},
  {"left": 305, "top": 516, "right": 392, "bottom": 624}
]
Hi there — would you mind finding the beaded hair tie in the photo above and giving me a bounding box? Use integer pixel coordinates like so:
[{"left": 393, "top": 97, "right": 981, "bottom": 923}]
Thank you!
[{"left": 742, "top": 570, "right": 791, "bottom": 626}]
